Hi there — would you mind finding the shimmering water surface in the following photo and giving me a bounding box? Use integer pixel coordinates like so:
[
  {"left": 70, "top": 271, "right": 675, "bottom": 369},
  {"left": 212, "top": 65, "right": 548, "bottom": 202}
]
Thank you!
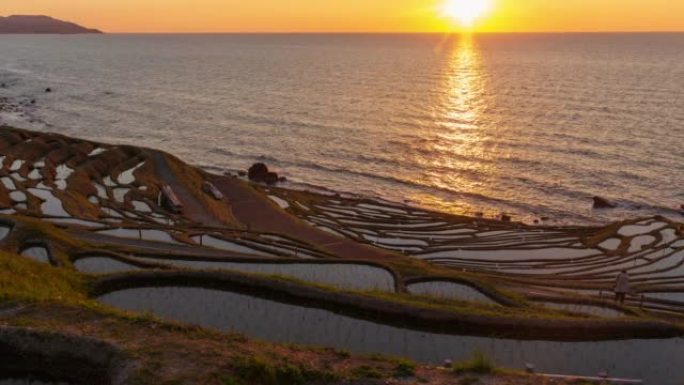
[
  {"left": 99, "top": 286, "right": 684, "bottom": 384},
  {"left": 1, "top": 34, "right": 683, "bottom": 224}
]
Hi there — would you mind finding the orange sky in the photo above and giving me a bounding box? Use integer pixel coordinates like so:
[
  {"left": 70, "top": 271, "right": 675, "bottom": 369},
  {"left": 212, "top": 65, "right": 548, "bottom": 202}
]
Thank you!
[{"left": 2, "top": 0, "right": 683, "bottom": 33}]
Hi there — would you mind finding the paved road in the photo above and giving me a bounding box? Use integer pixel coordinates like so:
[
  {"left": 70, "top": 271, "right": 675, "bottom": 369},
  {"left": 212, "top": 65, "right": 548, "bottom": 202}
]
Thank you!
[
  {"left": 151, "top": 152, "right": 224, "bottom": 227},
  {"left": 211, "top": 175, "right": 398, "bottom": 261}
]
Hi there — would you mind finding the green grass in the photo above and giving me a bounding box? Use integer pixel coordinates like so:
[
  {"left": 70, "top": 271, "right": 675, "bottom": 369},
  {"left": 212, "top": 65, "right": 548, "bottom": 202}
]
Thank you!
[
  {"left": 0, "top": 250, "right": 88, "bottom": 304},
  {"left": 393, "top": 359, "right": 416, "bottom": 377},
  {"left": 351, "top": 365, "right": 384, "bottom": 379},
  {"left": 453, "top": 352, "right": 496, "bottom": 375},
  {"left": 231, "top": 355, "right": 338, "bottom": 385}
]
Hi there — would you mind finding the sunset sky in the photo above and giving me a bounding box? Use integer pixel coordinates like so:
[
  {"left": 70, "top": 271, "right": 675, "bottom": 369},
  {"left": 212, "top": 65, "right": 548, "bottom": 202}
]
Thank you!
[{"left": 2, "top": 0, "right": 683, "bottom": 33}]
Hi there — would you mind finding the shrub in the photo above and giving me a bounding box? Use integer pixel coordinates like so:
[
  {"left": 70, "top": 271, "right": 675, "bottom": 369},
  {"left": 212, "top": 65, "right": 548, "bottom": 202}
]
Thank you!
[
  {"left": 352, "top": 365, "right": 384, "bottom": 379},
  {"left": 393, "top": 360, "right": 416, "bottom": 377},
  {"left": 231, "top": 356, "right": 335, "bottom": 385},
  {"left": 453, "top": 352, "right": 495, "bottom": 375}
]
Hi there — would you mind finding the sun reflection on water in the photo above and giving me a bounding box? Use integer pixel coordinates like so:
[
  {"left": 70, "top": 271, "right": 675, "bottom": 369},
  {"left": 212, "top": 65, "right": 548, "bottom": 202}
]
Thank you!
[
  {"left": 409, "top": 34, "right": 500, "bottom": 218},
  {"left": 443, "top": 34, "right": 486, "bottom": 129}
]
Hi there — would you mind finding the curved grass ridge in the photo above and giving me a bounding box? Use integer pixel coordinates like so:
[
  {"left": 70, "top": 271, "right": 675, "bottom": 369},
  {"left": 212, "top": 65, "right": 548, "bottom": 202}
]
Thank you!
[{"left": 90, "top": 270, "right": 684, "bottom": 341}]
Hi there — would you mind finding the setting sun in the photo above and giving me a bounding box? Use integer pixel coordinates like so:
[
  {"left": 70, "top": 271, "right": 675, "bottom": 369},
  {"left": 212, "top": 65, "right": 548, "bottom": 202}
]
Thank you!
[{"left": 441, "top": 0, "right": 493, "bottom": 28}]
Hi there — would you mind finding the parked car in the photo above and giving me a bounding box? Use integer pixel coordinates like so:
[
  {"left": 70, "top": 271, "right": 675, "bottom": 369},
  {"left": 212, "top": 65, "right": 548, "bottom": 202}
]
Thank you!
[
  {"left": 159, "top": 184, "right": 183, "bottom": 213},
  {"left": 202, "top": 181, "right": 224, "bottom": 200}
]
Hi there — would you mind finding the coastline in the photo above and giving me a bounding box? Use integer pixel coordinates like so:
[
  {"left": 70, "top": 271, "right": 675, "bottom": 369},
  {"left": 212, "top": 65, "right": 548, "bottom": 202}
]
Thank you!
[
  {"left": 1, "top": 42, "right": 683, "bottom": 227},
  {"left": 0, "top": 125, "right": 682, "bottom": 383}
]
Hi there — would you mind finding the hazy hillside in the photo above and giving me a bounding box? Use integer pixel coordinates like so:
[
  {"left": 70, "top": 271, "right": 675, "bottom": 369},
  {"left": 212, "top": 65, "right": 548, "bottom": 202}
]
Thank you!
[{"left": 0, "top": 15, "right": 101, "bottom": 34}]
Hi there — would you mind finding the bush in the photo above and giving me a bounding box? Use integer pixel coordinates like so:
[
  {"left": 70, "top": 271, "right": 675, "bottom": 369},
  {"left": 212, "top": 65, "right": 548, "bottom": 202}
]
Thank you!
[
  {"left": 232, "top": 356, "right": 336, "bottom": 385},
  {"left": 352, "top": 365, "right": 384, "bottom": 379},
  {"left": 453, "top": 352, "right": 495, "bottom": 375},
  {"left": 393, "top": 360, "right": 416, "bottom": 377}
]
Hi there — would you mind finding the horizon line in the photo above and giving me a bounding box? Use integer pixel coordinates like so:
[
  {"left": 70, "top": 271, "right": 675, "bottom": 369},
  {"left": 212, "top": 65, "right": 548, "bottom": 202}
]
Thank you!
[{"left": 95, "top": 30, "right": 684, "bottom": 35}]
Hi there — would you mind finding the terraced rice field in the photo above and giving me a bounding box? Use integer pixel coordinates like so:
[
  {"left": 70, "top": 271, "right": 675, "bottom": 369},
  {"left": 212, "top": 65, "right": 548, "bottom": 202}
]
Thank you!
[{"left": 2, "top": 127, "right": 684, "bottom": 384}]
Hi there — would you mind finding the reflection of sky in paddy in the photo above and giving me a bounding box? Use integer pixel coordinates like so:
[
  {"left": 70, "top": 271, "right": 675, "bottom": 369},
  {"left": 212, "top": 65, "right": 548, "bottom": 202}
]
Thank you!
[
  {"left": 100, "top": 286, "right": 684, "bottom": 384},
  {"left": 21, "top": 247, "right": 50, "bottom": 264}
]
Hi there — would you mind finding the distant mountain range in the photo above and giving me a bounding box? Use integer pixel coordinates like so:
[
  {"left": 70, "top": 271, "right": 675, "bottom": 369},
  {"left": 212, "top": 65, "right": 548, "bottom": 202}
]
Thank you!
[{"left": 0, "top": 15, "right": 102, "bottom": 34}]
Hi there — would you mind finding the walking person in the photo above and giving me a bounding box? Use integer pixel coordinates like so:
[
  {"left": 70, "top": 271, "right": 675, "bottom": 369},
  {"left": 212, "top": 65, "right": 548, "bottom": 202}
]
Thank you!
[{"left": 614, "top": 270, "right": 630, "bottom": 305}]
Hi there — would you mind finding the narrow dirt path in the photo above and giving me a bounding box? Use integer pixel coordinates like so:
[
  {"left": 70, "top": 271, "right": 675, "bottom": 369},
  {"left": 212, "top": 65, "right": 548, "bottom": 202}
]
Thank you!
[{"left": 210, "top": 175, "right": 399, "bottom": 261}]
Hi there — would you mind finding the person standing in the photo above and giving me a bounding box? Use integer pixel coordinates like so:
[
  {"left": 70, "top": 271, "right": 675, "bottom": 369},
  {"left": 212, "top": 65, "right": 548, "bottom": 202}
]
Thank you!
[{"left": 614, "top": 270, "right": 630, "bottom": 305}]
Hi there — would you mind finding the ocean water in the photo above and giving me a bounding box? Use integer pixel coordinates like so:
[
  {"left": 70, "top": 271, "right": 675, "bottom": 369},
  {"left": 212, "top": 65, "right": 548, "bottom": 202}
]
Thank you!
[{"left": 0, "top": 33, "right": 682, "bottom": 225}]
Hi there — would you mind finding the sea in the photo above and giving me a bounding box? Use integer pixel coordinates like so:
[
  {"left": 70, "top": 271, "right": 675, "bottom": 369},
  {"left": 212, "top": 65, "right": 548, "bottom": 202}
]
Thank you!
[{"left": 0, "top": 33, "right": 682, "bottom": 225}]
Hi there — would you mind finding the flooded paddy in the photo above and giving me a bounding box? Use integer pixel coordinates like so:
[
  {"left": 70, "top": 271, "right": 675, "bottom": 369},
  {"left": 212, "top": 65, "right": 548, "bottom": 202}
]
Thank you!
[
  {"left": 27, "top": 189, "right": 70, "bottom": 217},
  {"left": 0, "top": 225, "right": 10, "bottom": 241},
  {"left": 538, "top": 301, "right": 627, "bottom": 318},
  {"left": 74, "top": 257, "right": 142, "bottom": 274},
  {"left": 44, "top": 218, "right": 103, "bottom": 228},
  {"left": 21, "top": 247, "right": 51, "bottom": 264},
  {"left": 95, "top": 228, "right": 181, "bottom": 244},
  {"left": 191, "top": 235, "right": 278, "bottom": 257},
  {"left": 99, "top": 286, "right": 684, "bottom": 385},
  {"left": 134, "top": 258, "right": 395, "bottom": 291}
]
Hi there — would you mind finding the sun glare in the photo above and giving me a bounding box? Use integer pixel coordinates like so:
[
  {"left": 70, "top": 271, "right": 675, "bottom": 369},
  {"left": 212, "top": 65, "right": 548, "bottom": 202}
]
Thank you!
[{"left": 441, "top": 0, "right": 492, "bottom": 28}]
